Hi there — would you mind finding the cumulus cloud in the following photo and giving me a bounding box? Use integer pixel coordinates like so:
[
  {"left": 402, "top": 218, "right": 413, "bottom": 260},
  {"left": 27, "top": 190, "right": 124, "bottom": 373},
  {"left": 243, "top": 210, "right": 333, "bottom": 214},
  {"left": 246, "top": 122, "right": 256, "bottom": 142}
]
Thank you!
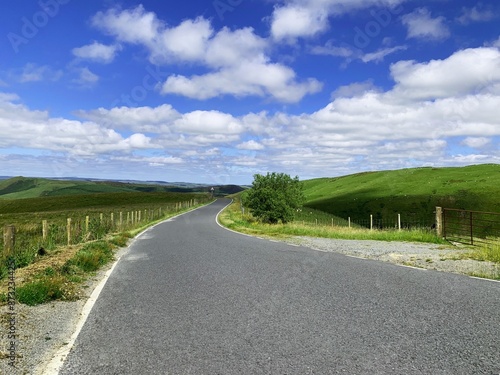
[
  {"left": 0, "top": 93, "right": 157, "bottom": 157},
  {"left": 75, "top": 104, "right": 181, "bottom": 133},
  {"left": 18, "top": 63, "right": 63, "bottom": 83},
  {"left": 72, "top": 42, "right": 122, "bottom": 63},
  {"left": 401, "top": 8, "right": 450, "bottom": 41},
  {"left": 91, "top": 5, "right": 321, "bottom": 102},
  {"left": 72, "top": 67, "right": 99, "bottom": 87},
  {"left": 390, "top": 47, "right": 500, "bottom": 100},
  {"left": 270, "top": 0, "right": 406, "bottom": 40},
  {"left": 271, "top": 5, "right": 330, "bottom": 40},
  {"left": 461, "top": 137, "right": 491, "bottom": 149},
  {"left": 457, "top": 5, "right": 496, "bottom": 25}
]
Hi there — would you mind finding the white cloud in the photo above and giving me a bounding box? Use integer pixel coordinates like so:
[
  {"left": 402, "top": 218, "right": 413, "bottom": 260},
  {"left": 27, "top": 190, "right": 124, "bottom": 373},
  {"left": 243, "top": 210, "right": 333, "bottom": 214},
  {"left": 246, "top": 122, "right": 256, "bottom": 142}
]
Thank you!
[
  {"left": 270, "top": 0, "right": 406, "bottom": 40},
  {"left": 91, "top": 5, "right": 322, "bottom": 103},
  {"left": 331, "top": 80, "right": 378, "bottom": 98},
  {"left": 162, "top": 61, "right": 322, "bottom": 102},
  {"left": 19, "top": 63, "right": 63, "bottom": 83},
  {"left": 91, "top": 5, "right": 161, "bottom": 46},
  {"left": 0, "top": 93, "right": 156, "bottom": 157},
  {"left": 311, "top": 41, "right": 406, "bottom": 64},
  {"left": 72, "top": 42, "right": 122, "bottom": 64},
  {"left": 73, "top": 67, "right": 99, "bottom": 87},
  {"left": 461, "top": 137, "right": 491, "bottom": 149},
  {"left": 112, "top": 155, "right": 183, "bottom": 165},
  {"left": 75, "top": 104, "right": 181, "bottom": 133},
  {"left": 457, "top": 5, "right": 496, "bottom": 25},
  {"left": 390, "top": 47, "right": 500, "bottom": 101},
  {"left": 237, "top": 140, "right": 265, "bottom": 150},
  {"left": 173, "top": 110, "right": 243, "bottom": 135},
  {"left": 401, "top": 8, "right": 450, "bottom": 41},
  {"left": 490, "top": 37, "right": 500, "bottom": 49},
  {"left": 361, "top": 46, "right": 407, "bottom": 63},
  {"left": 271, "top": 5, "right": 329, "bottom": 40}
]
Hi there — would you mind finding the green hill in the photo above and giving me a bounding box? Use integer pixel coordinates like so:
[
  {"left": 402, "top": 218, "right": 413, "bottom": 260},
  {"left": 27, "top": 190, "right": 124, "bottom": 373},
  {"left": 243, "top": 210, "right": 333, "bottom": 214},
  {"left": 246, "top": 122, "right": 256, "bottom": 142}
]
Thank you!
[
  {"left": 0, "top": 191, "right": 206, "bottom": 214},
  {"left": 0, "top": 177, "right": 245, "bottom": 200},
  {"left": 0, "top": 177, "right": 137, "bottom": 199},
  {"left": 303, "top": 164, "right": 500, "bottom": 226}
]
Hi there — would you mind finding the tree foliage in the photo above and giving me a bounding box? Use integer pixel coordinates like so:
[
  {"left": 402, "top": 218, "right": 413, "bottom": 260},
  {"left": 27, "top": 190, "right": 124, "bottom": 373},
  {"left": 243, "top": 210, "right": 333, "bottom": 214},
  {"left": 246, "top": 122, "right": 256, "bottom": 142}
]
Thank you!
[{"left": 244, "top": 172, "right": 305, "bottom": 224}]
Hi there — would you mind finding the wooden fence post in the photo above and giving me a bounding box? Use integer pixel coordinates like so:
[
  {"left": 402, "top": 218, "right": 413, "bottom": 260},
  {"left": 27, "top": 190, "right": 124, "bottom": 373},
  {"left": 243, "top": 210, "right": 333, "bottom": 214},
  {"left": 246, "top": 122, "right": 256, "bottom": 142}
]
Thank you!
[
  {"left": 397, "top": 214, "right": 401, "bottom": 231},
  {"left": 42, "top": 220, "right": 48, "bottom": 241},
  {"left": 435, "top": 207, "right": 443, "bottom": 237},
  {"left": 100, "top": 213, "right": 103, "bottom": 223},
  {"left": 85, "top": 216, "right": 90, "bottom": 233},
  {"left": 370, "top": 215, "right": 373, "bottom": 230},
  {"left": 67, "top": 218, "right": 72, "bottom": 245},
  {"left": 348, "top": 217, "right": 351, "bottom": 228},
  {"left": 120, "top": 212, "right": 123, "bottom": 228},
  {"left": 3, "top": 225, "right": 16, "bottom": 257}
]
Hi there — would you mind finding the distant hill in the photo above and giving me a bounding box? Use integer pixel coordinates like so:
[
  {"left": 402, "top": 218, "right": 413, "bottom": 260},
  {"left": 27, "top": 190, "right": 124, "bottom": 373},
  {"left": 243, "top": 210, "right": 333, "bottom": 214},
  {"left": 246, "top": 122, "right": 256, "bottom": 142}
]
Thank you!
[
  {"left": 0, "top": 177, "right": 245, "bottom": 200},
  {"left": 303, "top": 164, "right": 500, "bottom": 225}
]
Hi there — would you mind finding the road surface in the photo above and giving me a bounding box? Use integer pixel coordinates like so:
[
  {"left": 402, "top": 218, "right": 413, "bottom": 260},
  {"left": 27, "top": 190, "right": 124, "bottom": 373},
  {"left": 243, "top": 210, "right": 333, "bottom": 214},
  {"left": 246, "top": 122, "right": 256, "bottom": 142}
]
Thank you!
[{"left": 58, "top": 199, "right": 500, "bottom": 374}]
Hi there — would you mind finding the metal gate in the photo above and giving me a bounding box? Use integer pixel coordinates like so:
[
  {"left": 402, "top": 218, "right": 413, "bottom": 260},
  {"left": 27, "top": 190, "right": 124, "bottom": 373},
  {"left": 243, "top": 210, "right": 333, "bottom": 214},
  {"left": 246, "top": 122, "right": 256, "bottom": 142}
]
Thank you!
[{"left": 443, "top": 208, "right": 500, "bottom": 246}]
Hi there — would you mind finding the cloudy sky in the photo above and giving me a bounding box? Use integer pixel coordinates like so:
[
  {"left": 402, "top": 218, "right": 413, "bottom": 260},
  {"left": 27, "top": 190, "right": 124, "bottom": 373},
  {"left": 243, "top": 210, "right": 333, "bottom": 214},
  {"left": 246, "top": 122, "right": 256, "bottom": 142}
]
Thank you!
[{"left": 1, "top": 1, "right": 499, "bottom": 184}]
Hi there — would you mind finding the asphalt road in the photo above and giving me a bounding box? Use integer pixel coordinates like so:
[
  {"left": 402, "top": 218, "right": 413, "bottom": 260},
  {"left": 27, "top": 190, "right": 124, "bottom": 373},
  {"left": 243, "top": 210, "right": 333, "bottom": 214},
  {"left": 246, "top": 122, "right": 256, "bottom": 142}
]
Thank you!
[{"left": 59, "top": 199, "right": 500, "bottom": 374}]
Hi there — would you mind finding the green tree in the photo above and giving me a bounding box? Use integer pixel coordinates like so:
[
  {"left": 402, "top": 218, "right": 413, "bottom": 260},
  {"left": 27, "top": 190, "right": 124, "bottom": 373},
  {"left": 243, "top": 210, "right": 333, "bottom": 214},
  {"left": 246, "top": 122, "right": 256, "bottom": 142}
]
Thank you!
[{"left": 244, "top": 172, "right": 305, "bottom": 224}]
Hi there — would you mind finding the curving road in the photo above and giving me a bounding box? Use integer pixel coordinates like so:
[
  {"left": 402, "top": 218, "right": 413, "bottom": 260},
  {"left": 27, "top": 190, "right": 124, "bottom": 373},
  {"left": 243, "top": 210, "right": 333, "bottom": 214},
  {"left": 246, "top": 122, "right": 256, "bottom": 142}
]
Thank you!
[{"left": 58, "top": 199, "right": 500, "bottom": 374}]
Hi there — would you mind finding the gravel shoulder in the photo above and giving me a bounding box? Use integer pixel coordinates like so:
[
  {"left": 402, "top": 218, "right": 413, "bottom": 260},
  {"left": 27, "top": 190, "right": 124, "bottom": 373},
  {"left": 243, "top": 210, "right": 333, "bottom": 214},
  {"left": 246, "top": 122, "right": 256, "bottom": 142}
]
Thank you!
[
  {"left": 284, "top": 236, "right": 500, "bottom": 278},
  {"left": 1, "top": 236, "right": 498, "bottom": 374}
]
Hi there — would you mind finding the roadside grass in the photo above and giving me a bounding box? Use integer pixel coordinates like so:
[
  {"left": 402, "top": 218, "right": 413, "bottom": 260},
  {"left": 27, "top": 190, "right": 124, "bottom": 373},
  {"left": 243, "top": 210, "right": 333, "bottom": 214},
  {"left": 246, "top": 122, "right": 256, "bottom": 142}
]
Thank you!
[
  {"left": 0, "top": 200, "right": 212, "bottom": 306},
  {"left": 450, "top": 240, "right": 500, "bottom": 266},
  {"left": 220, "top": 198, "right": 447, "bottom": 244}
]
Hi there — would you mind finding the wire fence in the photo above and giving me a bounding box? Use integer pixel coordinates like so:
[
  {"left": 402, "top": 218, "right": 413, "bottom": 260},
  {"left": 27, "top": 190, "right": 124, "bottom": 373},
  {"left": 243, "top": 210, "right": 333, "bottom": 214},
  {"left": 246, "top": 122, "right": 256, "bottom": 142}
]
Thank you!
[
  {"left": 294, "top": 215, "right": 434, "bottom": 231},
  {"left": 1, "top": 199, "right": 206, "bottom": 276}
]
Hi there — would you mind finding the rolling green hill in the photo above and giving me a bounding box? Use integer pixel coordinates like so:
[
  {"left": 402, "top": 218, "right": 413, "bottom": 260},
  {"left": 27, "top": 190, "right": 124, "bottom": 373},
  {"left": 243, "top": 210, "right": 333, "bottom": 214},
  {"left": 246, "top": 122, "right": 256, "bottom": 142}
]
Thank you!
[
  {"left": 0, "top": 191, "right": 206, "bottom": 214},
  {"left": 0, "top": 177, "right": 244, "bottom": 200},
  {"left": 303, "top": 164, "right": 500, "bottom": 226},
  {"left": 0, "top": 177, "right": 137, "bottom": 199}
]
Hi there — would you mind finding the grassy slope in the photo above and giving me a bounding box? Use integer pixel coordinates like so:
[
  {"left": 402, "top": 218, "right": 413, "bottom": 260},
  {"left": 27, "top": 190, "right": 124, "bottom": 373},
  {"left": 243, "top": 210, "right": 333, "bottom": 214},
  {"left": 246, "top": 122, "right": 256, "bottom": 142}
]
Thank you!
[
  {"left": 0, "top": 191, "right": 205, "bottom": 214},
  {"left": 0, "top": 177, "right": 137, "bottom": 199},
  {"left": 0, "top": 177, "right": 245, "bottom": 200},
  {"left": 303, "top": 164, "right": 500, "bottom": 224}
]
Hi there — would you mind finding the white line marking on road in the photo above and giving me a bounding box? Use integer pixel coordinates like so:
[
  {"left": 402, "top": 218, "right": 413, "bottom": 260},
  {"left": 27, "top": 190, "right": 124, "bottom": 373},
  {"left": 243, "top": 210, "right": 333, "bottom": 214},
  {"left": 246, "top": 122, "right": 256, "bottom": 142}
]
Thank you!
[
  {"left": 469, "top": 276, "right": 500, "bottom": 283},
  {"left": 343, "top": 254, "right": 368, "bottom": 260},
  {"left": 396, "top": 264, "right": 428, "bottom": 271}
]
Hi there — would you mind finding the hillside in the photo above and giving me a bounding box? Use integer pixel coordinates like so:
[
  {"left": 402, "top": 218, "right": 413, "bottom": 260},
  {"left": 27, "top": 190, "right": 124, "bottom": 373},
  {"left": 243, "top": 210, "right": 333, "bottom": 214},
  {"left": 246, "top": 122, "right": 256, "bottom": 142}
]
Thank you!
[
  {"left": 0, "top": 177, "right": 244, "bottom": 200},
  {"left": 303, "top": 164, "right": 500, "bottom": 225}
]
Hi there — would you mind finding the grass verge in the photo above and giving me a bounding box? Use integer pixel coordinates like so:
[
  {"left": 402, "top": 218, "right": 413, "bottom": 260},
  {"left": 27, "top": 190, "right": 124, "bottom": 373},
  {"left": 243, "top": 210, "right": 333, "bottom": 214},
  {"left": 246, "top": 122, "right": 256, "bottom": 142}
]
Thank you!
[{"left": 220, "top": 198, "right": 448, "bottom": 244}]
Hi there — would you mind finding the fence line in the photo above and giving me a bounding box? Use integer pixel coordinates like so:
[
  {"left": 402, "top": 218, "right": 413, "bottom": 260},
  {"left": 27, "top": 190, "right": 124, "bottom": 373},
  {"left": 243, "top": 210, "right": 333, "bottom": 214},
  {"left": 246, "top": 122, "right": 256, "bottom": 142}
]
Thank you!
[
  {"left": 1, "top": 199, "right": 202, "bottom": 259},
  {"left": 295, "top": 215, "right": 433, "bottom": 231}
]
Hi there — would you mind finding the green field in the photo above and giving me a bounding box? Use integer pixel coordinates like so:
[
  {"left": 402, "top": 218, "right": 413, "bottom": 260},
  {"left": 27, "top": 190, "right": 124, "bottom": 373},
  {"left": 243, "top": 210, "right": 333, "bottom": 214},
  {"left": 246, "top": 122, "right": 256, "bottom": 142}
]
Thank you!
[{"left": 302, "top": 164, "right": 500, "bottom": 227}]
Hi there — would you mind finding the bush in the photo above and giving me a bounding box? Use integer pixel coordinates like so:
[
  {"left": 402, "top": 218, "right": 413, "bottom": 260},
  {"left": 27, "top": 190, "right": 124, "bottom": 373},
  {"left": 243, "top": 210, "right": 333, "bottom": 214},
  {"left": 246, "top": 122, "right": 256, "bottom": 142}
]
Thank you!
[{"left": 244, "top": 172, "right": 305, "bottom": 224}]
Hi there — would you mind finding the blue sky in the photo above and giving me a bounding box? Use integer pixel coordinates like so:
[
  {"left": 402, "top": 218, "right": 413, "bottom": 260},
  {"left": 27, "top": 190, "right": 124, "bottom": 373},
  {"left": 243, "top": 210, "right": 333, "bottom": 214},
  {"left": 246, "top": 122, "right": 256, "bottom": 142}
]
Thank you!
[{"left": 1, "top": 0, "right": 499, "bottom": 184}]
